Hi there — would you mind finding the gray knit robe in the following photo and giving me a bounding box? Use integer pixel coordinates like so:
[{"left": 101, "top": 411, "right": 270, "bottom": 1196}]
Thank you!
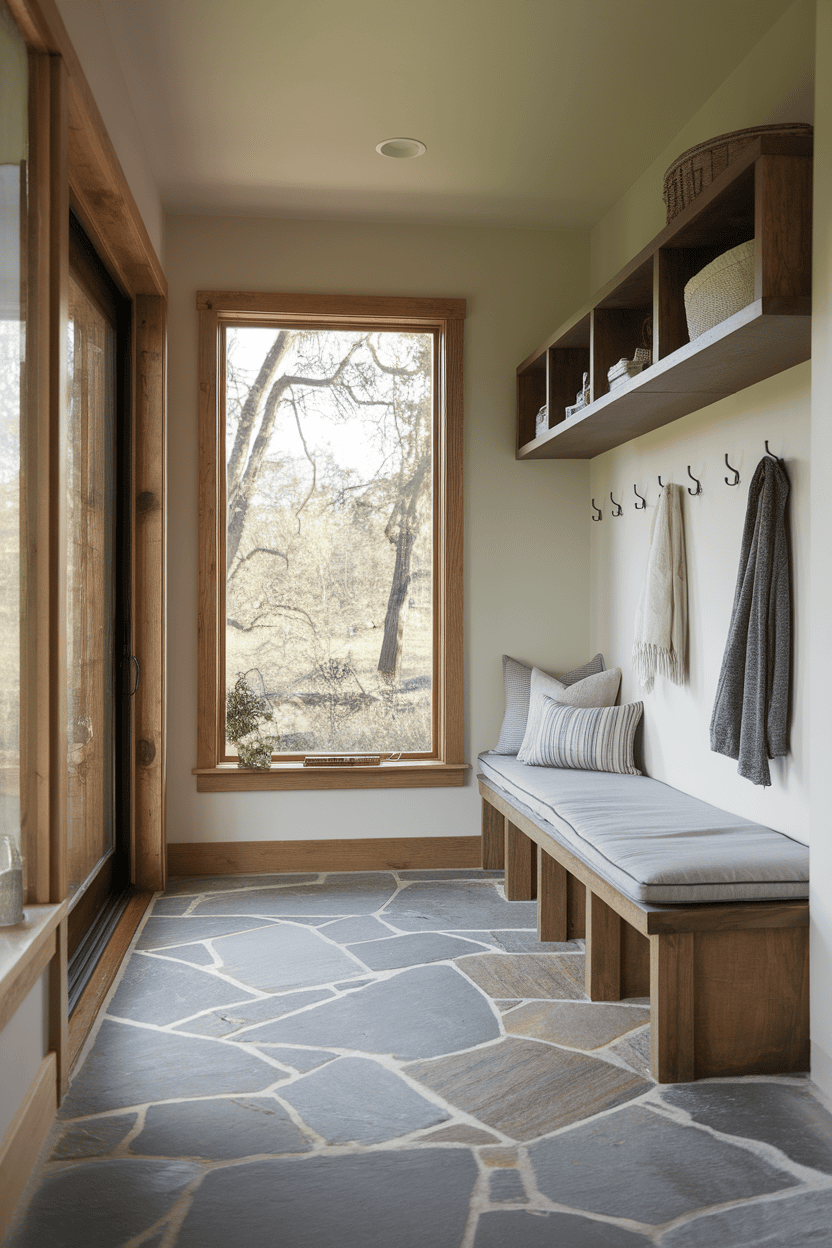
[{"left": 710, "top": 455, "right": 791, "bottom": 786}]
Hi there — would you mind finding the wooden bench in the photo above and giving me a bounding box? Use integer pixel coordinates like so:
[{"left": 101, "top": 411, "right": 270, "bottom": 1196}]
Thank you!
[{"left": 479, "top": 773, "right": 809, "bottom": 1084}]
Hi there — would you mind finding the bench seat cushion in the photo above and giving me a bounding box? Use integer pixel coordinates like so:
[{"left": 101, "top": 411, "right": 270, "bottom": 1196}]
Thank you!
[{"left": 478, "top": 752, "right": 809, "bottom": 904}]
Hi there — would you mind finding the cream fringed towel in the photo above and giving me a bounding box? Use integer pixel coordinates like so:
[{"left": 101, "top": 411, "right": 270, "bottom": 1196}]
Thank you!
[{"left": 632, "top": 482, "right": 687, "bottom": 692}]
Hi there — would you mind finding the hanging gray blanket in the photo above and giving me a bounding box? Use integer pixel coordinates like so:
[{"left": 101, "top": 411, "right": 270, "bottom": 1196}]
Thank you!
[{"left": 710, "top": 454, "right": 791, "bottom": 786}]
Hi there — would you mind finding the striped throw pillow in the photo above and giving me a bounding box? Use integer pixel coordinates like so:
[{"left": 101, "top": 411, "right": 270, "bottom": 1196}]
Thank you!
[
  {"left": 522, "top": 698, "right": 643, "bottom": 774},
  {"left": 493, "top": 653, "right": 606, "bottom": 754}
]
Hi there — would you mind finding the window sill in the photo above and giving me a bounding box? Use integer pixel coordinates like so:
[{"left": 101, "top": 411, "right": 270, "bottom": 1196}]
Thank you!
[
  {"left": 0, "top": 901, "right": 66, "bottom": 1035},
  {"left": 192, "top": 761, "right": 470, "bottom": 792}
]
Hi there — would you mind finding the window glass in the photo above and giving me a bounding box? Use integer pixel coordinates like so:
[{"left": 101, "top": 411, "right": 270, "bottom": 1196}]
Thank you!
[{"left": 224, "top": 326, "right": 434, "bottom": 756}]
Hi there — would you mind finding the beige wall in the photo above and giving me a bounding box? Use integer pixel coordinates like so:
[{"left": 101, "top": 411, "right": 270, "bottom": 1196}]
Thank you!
[{"left": 164, "top": 214, "right": 591, "bottom": 843}]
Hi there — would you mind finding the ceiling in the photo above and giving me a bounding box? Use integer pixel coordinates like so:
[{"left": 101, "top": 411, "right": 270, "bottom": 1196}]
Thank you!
[{"left": 101, "top": 0, "right": 797, "bottom": 229}]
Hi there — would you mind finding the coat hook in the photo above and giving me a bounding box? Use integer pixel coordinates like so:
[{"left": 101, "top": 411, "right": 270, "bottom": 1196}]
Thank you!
[
  {"left": 687, "top": 465, "right": 702, "bottom": 496},
  {"left": 764, "top": 440, "right": 783, "bottom": 462},
  {"left": 633, "top": 484, "right": 646, "bottom": 510},
  {"left": 591, "top": 498, "right": 602, "bottom": 522},
  {"left": 724, "top": 454, "right": 740, "bottom": 486},
  {"left": 657, "top": 474, "right": 664, "bottom": 489},
  {"left": 610, "top": 492, "right": 623, "bottom": 517}
]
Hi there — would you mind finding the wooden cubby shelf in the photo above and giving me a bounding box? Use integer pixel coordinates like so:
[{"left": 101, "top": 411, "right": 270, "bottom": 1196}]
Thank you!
[{"left": 517, "top": 134, "right": 812, "bottom": 460}]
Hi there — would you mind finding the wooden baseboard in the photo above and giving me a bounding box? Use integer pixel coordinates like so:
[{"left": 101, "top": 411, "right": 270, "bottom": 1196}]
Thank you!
[
  {"left": 68, "top": 891, "right": 153, "bottom": 1072},
  {"left": 0, "top": 1052, "right": 57, "bottom": 1240},
  {"left": 168, "top": 836, "right": 483, "bottom": 877}
]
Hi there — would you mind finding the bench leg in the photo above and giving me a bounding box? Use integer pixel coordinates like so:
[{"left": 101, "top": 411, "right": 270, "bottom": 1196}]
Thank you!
[
  {"left": 585, "top": 890, "right": 621, "bottom": 1001},
  {"left": 537, "top": 846, "right": 567, "bottom": 942},
  {"left": 481, "top": 798, "right": 505, "bottom": 870},
  {"left": 650, "top": 932, "right": 695, "bottom": 1083},
  {"left": 505, "top": 821, "right": 537, "bottom": 900}
]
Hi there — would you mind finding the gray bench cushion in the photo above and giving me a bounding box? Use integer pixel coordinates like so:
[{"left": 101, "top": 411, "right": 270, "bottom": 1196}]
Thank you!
[{"left": 478, "top": 752, "right": 809, "bottom": 904}]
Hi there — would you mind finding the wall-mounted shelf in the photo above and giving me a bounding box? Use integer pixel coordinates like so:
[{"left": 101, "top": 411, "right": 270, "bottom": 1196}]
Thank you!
[{"left": 517, "top": 135, "right": 812, "bottom": 460}]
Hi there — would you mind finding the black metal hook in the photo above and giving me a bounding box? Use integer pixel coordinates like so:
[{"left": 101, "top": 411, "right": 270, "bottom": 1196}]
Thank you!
[
  {"left": 764, "top": 440, "right": 783, "bottom": 462},
  {"left": 687, "top": 465, "right": 702, "bottom": 496},
  {"left": 633, "top": 484, "right": 646, "bottom": 510},
  {"left": 724, "top": 454, "right": 740, "bottom": 486},
  {"left": 657, "top": 474, "right": 664, "bottom": 489},
  {"left": 591, "top": 498, "right": 602, "bottom": 522},
  {"left": 610, "top": 492, "right": 623, "bottom": 517}
]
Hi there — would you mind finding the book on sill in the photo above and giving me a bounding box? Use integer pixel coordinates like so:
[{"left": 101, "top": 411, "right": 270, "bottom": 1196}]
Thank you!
[{"left": 303, "top": 755, "right": 384, "bottom": 768}]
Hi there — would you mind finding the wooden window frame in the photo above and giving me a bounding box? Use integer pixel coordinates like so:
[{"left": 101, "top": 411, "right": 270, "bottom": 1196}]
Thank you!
[{"left": 195, "top": 291, "right": 467, "bottom": 791}]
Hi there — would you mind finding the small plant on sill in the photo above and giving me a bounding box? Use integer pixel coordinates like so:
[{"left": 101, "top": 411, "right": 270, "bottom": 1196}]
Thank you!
[{"left": 227, "top": 671, "right": 281, "bottom": 769}]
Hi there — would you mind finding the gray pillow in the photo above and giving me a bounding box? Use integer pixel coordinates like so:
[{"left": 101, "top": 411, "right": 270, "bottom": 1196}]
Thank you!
[
  {"left": 522, "top": 698, "right": 643, "bottom": 775},
  {"left": 493, "top": 653, "right": 606, "bottom": 754},
  {"left": 517, "top": 666, "right": 622, "bottom": 762}
]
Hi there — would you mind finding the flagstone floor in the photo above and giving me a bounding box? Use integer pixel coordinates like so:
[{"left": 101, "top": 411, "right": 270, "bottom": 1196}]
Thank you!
[{"left": 6, "top": 869, "right": 832, "bottom": 1247}]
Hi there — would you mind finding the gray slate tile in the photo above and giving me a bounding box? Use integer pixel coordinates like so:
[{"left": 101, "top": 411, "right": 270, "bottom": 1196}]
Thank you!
[
  {"left": 489, "top": 1169, "right": 526, "bottom": 1201},
  {"left": 176, "top": 1150, "right": 478, "bottom": 1248},
  {"left": 107, "top": 955, "right": 259, "bottom": 1026},
  {"left": 163, "top": 874, "right": 318, "bottom": 895},
  {"left": 211, "top": 923, "right": 361, "bottom": 991},
  {"left": 136, "top": 916, "right": 278, "bottom": 950},
  {"left": 419, "top": 1124, "right": 500, "bottom": 1144},
  {"left": 280, "top": 1056, "right": 449, "bottom": 1144},
  {"left": 484, "top": 931, "right": 583, "bottom": 953},
  {"left": 348, "top": 932, "right": 489, "bottom": 970},
  {"left": 50, "top": 1114, "right": 136, "bottom": 1160},
  {"left": 60, "top": 1020, "right": 279, "bottom": 1116},
  {"left": 132, "top": 1095, "right": 312, "bottom": 1159},
  {"left": 154, "top": 943, "right": 216, "bottom": 966},
  {"left": 661, "top": 1082, "right": 832, "bottom": 1174},
  {"left": 318, "top": 915, "right": 396, "bottom": 942},
  {"left": 397, "top": 870, "right": 505, "bottom": 879},
  {"left": 529, "top": 1105, "right": 798, "bottom": 1224},
  {"left": 383, "top": 881, "right": 538, "bottom": 930},
  {"left": 177, "top": 988, "right": 335, "bottom": 1037},
  {"left": 608, "top": 1027, "right": 653, "bottom": 1080},
  {"left": 235, "top": 964, "right": 500, "bottom": 1059},
  {"left": 505, "top": 1000, "right": 650, "bottom": 1050},
  {"left": 248, "top": 1046, "right": 337, "bottom": 1072},
  {"left": 150, "top": 896, "right": 194, "bottom": 915},
  {"left": 333, "top": 978, "right": 374, "bottom": 990},
  {"left": 660, "top": 1188, "right": 832, "bottom": 1247},
  {"left": 455, "top": 952, "right": 586, "bottom": 1000},
  {"left": 192, "top": 873, "right": 398, "bottom": 916},
  {"left": 5, "top": 1160, "right": 200, "bottom": 1248},
  {"left": 474, "top": 1210, "right": 651, "bottom": 1247}
]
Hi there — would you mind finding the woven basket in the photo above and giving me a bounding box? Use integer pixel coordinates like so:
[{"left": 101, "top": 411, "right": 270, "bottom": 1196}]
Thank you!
[
  {"left": 684, "top": 240, "right": 754, "bottom": 340},
  {"left": 663, "top": 123, "right": 813, "bottom": 223}
]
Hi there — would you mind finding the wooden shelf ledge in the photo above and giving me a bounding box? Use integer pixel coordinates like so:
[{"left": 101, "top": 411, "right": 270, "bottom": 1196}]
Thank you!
[
  {"left": 192, "top": 761, "right": 470, "bottom": 792},
  {"left": 0, "top": 902, "right": 66, "bottom": 1036}
]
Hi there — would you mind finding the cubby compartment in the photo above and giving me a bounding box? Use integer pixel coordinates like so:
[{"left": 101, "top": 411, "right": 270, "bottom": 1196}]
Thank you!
[{"left": 516, "top": 133, "right": 812, "bottom": 460}]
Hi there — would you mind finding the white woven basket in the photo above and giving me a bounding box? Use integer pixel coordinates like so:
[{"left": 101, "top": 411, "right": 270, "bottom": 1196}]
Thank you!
[{"left": 684, "top": 240, "right": 755, "bottom": 340}]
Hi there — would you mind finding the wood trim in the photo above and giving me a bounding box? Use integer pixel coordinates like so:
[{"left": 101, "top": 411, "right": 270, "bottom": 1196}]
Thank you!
[
  {"left": 48, "top": 917, "right": 68, "bottom": 1099},
  {"left": 133, "top": 296, "right": 167, "bottom": 890},
  {"left": 0, "top": 904, "right": 66, "bottom": 1036},
  {"left": 197, "top": 292, "right": 466, "bottom": 320},
  {"left": 443, "top": 315, "right": 464, "bottom": 764},
  {"left": 194, "top": 762, "right": 468, "bottom": 791},
  {"left": 68, "top": 891, "right": 152, "bottom": 1071},
  {"left": 197, "top": 306, "right": 221, "bottom": 770},
  {"left": 0, "top": 1053, "right": 58, "bottom": 1241},
  {"left": 168, "top": 837, "right": 482, "bottom": 877}
]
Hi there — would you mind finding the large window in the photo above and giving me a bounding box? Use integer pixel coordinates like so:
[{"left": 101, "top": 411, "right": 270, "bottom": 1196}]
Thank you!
[{"left": 196, "top": 293, "right": 465, "bottom": 790}]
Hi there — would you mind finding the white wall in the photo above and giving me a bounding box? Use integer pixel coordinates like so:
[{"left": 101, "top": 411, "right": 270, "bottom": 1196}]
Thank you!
[
  {"left": 0, "top": 972, "right": 48, "bottom": 1142},
  {"left": 164, "top": 214, "right": 591, "bottom": 844},
  {"left": 809, "top": 0, "right": 832, "bottom": 1101}
]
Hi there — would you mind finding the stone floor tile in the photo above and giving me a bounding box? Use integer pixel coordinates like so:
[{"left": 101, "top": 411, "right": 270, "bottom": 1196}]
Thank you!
[
  {"left": 60, "top": 1020, "right": 279, "bottom": 1116},
  {"left": 497, "top": 1000, "right": 522, "bottom": 1012},
  {"left": 176, "top": 1150, "right": 478, "bottom": 1248},
  {"left": 660, "top": 1082, "right": 832, "bottom": 1175},
  {"left": 132, "top": 1095, "right": 312, "bottom": 1159},
  {"left": 659, "top": 1189, "right": 832, "bottom": 1247},
  {"left": 418, "top": 1124, "right": 500, "bottom": 1144},
  {"left": 504, "top": 1000, "right": 650, "bottom": 1050},
  {"left": 153, "top": 943, "right": 216, "bottom": 966},
  {"left": 163, "top": 874, "right": 318, "bottom": 895},
  {"left": 192, "top": 873, "right": 399, "bottom": 917},
  {"left": 396, "top": 870, "right": 506, "bottom": 880},
  {"left": 473, "top": 1210, "right": 651, "bottom": 1247},
  {"left": 333, "top": 977, "right": 374, "bottom": 990},
  {"left": 150, "top": 896, "right": 194, "bottom": 915},
  {"left": 450, "top": 930, "right": 582, "bottom": 953},
  {"left": 108, "top": 956, "right": 258, "bottom": 1025},
  {"left": 489, "top": 1168, "right": 526, "bottom": 1201},
  {"left": 382, "top": 881, "right": 538, "bottom": 930},
  {"left": 316, "top": 915, "right": 395, "bottom": 943},
  {"left": 455, "top": 952, "right": 586, "bottom": 1000},
  {"left": 5, "top": 1160, "right": 201, "bottom": 1248},
  {"left": 348, "top": 932, "right": 489, "bottom": 970},
  {"left": 529, "top": 1105, "right": 799, "bottom": 1224},
  {"left": 176, "top": 988, "right": 335, "bottom": 1037},
  {"left": 249, "top": 1046, "right": 337, "bottom": 1072},
  {"left": 210, "top": 923, "right": 362, "bottom": 992},
  {"left": 607, "top": 1027, "right": 653, "bottom": 1081},
  {"left": 479, "top": 1146, "right": 520, "bottom": 1166},
  {"left": 136, "top": 916, "right": 278, "bottom": 950},
  {"left": 279, "top": 1056, "right": 449, "bottom": 1144},
  {"left": 50, "top": 1113, "right": 136, "bottom": 1160},
  {"left": 407, "top": 1038, "right": 649, "bottom": 1141},
  {"left": 236, "top": 964, "right": 501, "bottom": 1059}
]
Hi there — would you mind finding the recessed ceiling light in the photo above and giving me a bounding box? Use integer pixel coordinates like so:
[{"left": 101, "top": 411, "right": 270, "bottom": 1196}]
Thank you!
[{"left": 375, "top": 137, "right": 426, "bottom": 159}]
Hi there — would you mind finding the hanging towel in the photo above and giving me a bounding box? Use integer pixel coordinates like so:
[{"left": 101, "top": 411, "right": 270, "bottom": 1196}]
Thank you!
[
  {"left": 632, "top": 482, "right": 687, "bottom": 692},
  {"left": 710, "top": 455, "right": 791, "bottom": 787}
]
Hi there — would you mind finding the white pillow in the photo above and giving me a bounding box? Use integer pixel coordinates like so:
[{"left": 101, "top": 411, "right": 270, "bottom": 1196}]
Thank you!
[
  {"left": 493, "top": 653, "right": 606, "bottom": 755},
  {"left": 522, "top": 698, "right": 643, "bottom": 775},
  {"left": 517, "top": 666, "right": 622, "bottom": 762}
]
